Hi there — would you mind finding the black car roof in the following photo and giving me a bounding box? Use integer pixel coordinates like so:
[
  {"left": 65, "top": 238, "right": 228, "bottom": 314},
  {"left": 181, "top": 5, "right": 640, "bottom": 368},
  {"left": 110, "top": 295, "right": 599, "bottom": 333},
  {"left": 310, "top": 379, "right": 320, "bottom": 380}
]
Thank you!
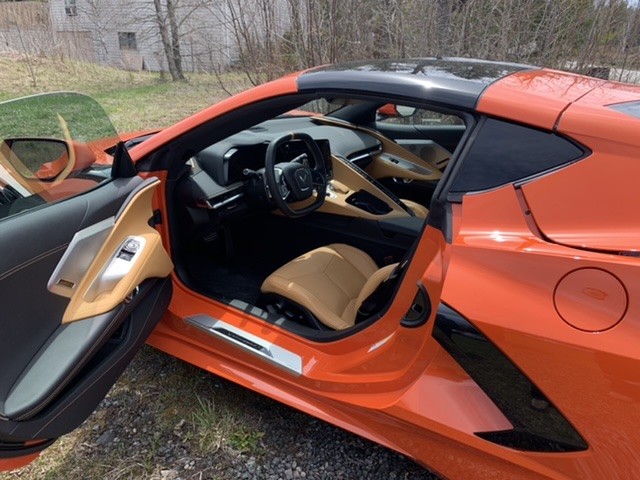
[{"left": 297, "top": 58, "right": 536, "bottom": 110}]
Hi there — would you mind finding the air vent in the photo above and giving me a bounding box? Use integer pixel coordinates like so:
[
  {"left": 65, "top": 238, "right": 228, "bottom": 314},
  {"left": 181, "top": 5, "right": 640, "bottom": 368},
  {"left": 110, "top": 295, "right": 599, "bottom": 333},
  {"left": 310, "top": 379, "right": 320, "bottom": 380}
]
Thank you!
[{"left": 199, "top": 187, "right": 244, "bottom": 210}]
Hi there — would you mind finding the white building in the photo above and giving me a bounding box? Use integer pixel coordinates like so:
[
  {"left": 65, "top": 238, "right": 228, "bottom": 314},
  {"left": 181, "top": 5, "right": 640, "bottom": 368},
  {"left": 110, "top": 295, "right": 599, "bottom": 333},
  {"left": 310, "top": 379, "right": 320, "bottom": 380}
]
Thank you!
[
  {"left": 1, "top": 1, "right": 289, "bottom": 73},
  {"left": 49, "top": 0, "right": 236, "bottom": 72}
]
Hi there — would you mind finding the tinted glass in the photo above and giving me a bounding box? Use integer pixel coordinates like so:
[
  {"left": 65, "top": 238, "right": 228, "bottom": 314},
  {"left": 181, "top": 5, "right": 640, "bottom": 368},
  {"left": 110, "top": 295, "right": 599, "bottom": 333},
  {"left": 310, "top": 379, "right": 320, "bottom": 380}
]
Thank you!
[
  {"left": 309, "top": 58, "right": 532, "bottom": 84},
  {"left": 377, "top": 106, "right": 464, "bottom": 126},
  {"left": 0, "top": 92, "right": 118, "bottom": 220},
  {"left": 610, "top": 101, "right": 640, "bottom": 119},
  {"left": 448, "top": 118, "right": 585, "bottom": 197}
]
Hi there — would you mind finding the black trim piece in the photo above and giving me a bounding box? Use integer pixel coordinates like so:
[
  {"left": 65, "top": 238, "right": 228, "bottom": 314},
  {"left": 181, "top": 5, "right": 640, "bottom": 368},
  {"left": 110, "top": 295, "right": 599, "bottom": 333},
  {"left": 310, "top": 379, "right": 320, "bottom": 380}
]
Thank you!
[
  {"left": 433, "top": 303, "right": 588, "bottom": 453},
  {"left": 150, "top": 209, "right": 163, "bottom": 227},
  {"left": 5, "top": 304, "right": 129, "bottom": 420},
  {"left": 445, "top": 117, "right": 590, "bottom": 202},
  {"left": 111, "top": 142, "right": 137, "bottom": 178},
  {"left": 424, "top": 110, "right": 477, "bottom": 238},
  {"left": 400, "top": 282, "right": 431, "bottom": 328},
  {"left": 378, "top": 216, "right": 424, "bottom": 237},
  {"left": 299, "top": 58, "right": 536, "bottom": 110},
  {"left": 214, "top": 328, "right": 268, "bottom": 354},
  {"left": 0, "top": 438, "right": 55, "bottom": 459}
]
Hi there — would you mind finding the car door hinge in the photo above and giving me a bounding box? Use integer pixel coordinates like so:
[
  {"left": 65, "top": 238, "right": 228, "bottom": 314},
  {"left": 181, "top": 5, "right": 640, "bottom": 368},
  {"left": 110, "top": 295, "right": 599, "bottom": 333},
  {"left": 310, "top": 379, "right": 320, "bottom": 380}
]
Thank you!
[{"left": 149, "top": 209, "right": 162, "bottom": 227}]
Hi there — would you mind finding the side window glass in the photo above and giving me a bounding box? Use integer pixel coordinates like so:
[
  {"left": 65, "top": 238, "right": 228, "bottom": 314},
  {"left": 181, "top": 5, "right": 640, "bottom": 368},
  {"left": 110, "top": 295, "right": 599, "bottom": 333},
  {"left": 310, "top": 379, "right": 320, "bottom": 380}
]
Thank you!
[
  {"left": 377, "top": 105, "right": 464, "bottom": 126},
  {"left": 0, "top": 93, "right": 117, "bottom": 220},
  {"left": 448, "top": 118, "right": 586, "bottom": 199}
]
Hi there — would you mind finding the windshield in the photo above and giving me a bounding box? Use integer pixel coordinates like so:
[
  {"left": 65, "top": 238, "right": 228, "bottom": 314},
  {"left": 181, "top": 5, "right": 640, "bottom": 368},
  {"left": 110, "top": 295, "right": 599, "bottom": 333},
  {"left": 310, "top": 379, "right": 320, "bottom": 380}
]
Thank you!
[
  {"left": 287, "top": 98, "right": 368, "bottom": 117},
  {"left": 0, "top": 92, "right": 119, "bottom": 198}
]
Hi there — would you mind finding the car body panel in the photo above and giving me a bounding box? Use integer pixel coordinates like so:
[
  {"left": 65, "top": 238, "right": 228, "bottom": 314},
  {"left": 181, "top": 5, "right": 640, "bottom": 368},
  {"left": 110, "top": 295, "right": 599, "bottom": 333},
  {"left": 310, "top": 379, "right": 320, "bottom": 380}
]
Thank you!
[
  {"left": 130, "top": 65, "right": 640, "bottom": 478},
  {"left": 521, "top": 146, "right": 640, "bottom": 252},
  {"left": 477, "top": 69, "right": 605, "bottom": 129},
  {"left": 521, "top": 82, "right": 640, "bottom": 253},
  {"left": 440, "top": 185, "right": 640, "bottom": 477}
]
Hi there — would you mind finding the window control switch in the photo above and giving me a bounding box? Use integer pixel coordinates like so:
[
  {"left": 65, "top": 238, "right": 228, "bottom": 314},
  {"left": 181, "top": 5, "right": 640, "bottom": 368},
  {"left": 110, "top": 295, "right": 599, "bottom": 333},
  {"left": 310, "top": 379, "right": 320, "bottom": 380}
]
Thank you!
[
  {"left": 117, "top": 250, "right": 134, "bottom": 261},
  {"left": 116, "top": 238, "right": 142, "bottom": 261}
]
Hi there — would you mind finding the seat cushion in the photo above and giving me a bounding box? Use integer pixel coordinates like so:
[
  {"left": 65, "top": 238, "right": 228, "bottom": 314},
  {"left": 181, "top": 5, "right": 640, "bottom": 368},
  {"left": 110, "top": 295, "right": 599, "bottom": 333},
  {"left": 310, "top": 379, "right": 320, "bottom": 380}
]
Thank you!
[
  {"left": 401, "top": 199, "right": 429, "bottom": 218},
  {"left": 261, "top": 244, "right": 379, "bottom": 330}
]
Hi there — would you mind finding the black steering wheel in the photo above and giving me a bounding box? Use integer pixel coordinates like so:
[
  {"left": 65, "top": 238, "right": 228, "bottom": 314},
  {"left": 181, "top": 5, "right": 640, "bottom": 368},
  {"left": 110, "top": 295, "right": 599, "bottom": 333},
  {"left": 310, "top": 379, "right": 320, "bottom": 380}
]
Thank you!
[{"left": 264, "top": 132, "right": 328, "bottom": 218}]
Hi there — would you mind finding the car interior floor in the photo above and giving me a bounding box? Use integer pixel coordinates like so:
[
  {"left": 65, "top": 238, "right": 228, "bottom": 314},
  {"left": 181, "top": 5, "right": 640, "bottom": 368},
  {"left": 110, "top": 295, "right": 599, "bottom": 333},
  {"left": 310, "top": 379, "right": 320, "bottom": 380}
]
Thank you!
[{"left": 180, "top": 211, "right": 413, "bottom": 306}]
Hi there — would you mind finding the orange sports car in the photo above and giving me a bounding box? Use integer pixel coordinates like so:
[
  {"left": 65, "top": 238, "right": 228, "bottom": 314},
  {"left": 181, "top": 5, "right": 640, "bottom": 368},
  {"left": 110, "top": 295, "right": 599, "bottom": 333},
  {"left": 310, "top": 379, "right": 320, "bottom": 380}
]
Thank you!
[{"left": 1, "top": 58, "right": 639, "bottom": 479}]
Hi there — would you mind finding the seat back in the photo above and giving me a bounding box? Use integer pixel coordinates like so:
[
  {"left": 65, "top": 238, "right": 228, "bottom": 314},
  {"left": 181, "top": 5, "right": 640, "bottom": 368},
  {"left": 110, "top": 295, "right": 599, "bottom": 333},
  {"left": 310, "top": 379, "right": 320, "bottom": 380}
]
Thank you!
[{"left": 352, "top": 263, "right": 399, "bottom": 323}]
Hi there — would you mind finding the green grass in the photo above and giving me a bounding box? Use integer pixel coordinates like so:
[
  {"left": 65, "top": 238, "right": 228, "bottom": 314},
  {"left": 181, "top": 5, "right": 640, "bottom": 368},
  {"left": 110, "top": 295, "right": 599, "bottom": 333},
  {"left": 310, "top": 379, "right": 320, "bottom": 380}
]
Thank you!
[
  {"left": 192, "top": 395, "right": 265, "bottom": 455},
  {"left": 0, "top": 92, "right": 118, "bottom": 141},
  {"left": 0, "top": 54, "right": 253, "bottom": 132}
]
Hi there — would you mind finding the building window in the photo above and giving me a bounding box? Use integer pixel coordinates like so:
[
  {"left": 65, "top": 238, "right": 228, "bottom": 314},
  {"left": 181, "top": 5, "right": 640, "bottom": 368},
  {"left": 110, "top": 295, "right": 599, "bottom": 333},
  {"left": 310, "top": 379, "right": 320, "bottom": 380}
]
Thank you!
[
  {"left": 65, "top": 0, "right": 77, "bottom": 16},
  {"left": 118, "top": 32, "right": 138, "bottom": 51}
]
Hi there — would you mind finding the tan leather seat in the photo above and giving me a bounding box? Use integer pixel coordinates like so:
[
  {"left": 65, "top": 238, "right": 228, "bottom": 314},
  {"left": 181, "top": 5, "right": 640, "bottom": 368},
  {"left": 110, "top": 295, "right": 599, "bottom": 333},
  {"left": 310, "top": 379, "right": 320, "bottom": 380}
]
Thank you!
[
  {"left": 261, "top": 244, "right": 398, "bottom": 330},
  {"left": 401, "top": 199, "right": 429, "bottom": 218}
]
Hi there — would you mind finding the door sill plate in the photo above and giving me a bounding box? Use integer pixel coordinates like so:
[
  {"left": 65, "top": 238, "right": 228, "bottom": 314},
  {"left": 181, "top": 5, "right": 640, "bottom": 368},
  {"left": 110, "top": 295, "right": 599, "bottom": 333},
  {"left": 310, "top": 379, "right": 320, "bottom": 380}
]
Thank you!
[{"left": 185, "top": 315, "right": 302, "bottom": 375}]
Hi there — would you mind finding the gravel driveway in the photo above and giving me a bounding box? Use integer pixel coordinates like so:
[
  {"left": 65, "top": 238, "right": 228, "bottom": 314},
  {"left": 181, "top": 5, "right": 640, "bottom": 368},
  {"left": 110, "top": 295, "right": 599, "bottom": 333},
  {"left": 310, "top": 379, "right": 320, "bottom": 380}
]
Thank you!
[{"left": 1, "top": 346, "right": 440, "bottom": 480}]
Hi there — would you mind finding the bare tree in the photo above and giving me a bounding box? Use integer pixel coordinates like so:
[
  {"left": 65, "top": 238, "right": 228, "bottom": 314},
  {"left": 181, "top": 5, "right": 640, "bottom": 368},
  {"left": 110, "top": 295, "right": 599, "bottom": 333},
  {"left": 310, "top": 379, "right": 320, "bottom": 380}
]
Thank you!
[
  {"left": 153, "top": 0, "right": 185, "bottom": 80},
  {"left": 5, "top": 0, "right": 640, "bottom": 85}
]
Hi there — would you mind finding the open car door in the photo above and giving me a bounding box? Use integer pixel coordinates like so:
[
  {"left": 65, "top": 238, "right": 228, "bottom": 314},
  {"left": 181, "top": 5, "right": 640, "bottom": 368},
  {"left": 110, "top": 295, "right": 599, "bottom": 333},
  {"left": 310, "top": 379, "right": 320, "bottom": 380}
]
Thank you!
[{"left": 0, "top": 94, "right": 173, "bottom": 471}]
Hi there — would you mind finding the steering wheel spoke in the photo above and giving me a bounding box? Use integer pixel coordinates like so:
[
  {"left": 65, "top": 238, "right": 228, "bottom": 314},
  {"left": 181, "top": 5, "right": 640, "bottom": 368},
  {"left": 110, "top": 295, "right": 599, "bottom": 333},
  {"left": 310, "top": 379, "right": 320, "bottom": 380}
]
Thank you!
[
  {"left": 274, "top": 167, "right": 290, "bottom": 200},
  {"left": 310, "top": 169, "right": 325, "bottom": 186},
  {"left": 264, "top": 133, "right": 328, "bottom": 218}
]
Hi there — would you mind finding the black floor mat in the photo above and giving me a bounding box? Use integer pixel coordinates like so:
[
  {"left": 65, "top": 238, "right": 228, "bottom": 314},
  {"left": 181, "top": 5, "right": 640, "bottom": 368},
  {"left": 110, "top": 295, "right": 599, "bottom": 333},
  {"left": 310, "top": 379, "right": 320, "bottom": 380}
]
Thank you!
[
  {"left": 182, "top": 215, "right": 301, "bottom": 304},
  {"left": 185, "top": 252, "right": 275, "bottom": 304}
]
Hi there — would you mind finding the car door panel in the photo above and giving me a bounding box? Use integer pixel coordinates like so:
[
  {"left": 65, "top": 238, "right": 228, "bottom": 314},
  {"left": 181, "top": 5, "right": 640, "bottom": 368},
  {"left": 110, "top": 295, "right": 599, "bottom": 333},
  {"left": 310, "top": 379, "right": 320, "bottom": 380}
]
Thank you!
[
  {"left": 394, "top": 139, "right": 452, "bottom": 170},
  {"left": 376, "top": 122, "right": 465, "bottom": 154},
  {"left": 0, "top": 177, "right": 144, "bottom": 403},
  {"left": 0, "top": 175, "right": 172, "bottom": 460},
  {"left": 55, "top": 178, "right": 172, "bottom": 323},
  {"left": 2, "top": 277, "right": 171, "bottom": 425}
]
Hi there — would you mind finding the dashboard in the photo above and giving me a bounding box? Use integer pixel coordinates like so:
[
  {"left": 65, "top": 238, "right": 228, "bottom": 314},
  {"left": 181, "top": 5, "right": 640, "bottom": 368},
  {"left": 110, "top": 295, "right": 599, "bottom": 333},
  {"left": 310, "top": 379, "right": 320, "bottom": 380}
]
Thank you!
[
  {"left": 194, "top": 117, "right": 378, "bottom": 187},
  {"left": 178, "top": 117, "right": 382, "bottom": 214},
  {"left": 175, "top": 114, "right": 442, "bottom": 229}
]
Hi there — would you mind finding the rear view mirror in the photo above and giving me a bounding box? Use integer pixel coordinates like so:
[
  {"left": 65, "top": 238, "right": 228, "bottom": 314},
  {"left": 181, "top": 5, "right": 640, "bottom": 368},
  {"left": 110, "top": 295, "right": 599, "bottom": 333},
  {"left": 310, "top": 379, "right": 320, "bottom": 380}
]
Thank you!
[
  {"left": 377, "top": 104, "right": 417, "bottom": 118},
  {"left": 2, "top": 138, "right": 70, "bottom": 181}
]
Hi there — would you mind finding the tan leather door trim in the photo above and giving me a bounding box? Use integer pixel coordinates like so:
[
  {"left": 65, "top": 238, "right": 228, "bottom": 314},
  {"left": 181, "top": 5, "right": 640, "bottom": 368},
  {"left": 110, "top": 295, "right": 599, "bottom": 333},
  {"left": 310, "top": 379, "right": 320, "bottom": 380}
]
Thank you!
[
  {"left": 62, "top": 178, "right": 173, "bottom": 324},
  {"left": 312, "top": 116, "right": 442, "bottom": 181}
]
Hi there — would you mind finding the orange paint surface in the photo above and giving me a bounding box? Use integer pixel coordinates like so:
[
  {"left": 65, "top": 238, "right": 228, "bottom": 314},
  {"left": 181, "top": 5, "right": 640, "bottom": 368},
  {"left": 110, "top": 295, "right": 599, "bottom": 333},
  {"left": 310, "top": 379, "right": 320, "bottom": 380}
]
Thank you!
[
  {"left": 441, "top": 184, "right": 640, "bottom": 478},
  {"left": 0, "top": 453, "right": 40, "bottom": 471},
  {"left": 478, "top": 69, "right": 604, "bottom": 129}
]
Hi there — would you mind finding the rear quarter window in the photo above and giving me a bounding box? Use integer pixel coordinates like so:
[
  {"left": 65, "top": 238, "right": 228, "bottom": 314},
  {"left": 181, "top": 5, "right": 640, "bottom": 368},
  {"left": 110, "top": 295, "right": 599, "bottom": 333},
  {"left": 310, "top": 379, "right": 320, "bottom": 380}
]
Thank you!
[
  {"left": 447, "top": 118, "right": 586, "bottom": 200},
  {"left": 610, "top": 101, "right": 640, "bottom": 118}
]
